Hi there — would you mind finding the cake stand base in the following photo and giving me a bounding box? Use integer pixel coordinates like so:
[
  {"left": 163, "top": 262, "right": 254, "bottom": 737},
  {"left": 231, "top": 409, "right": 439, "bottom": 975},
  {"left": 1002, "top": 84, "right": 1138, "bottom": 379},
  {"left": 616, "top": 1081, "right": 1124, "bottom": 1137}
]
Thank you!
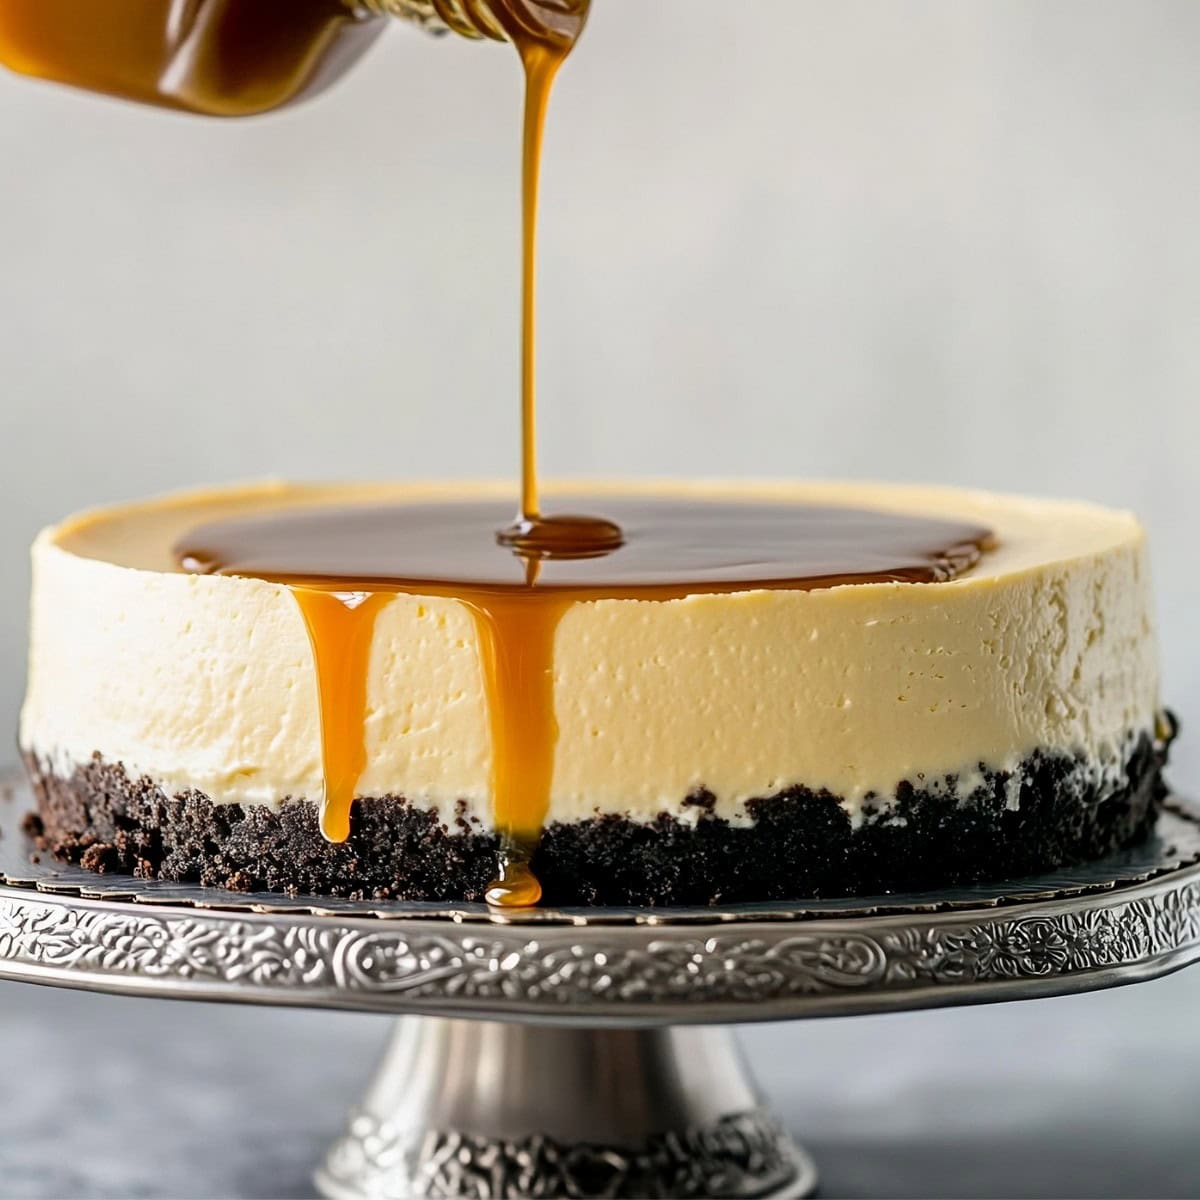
[{"left": 315, "top": 1018, "right": 814, "bottom": 1200}]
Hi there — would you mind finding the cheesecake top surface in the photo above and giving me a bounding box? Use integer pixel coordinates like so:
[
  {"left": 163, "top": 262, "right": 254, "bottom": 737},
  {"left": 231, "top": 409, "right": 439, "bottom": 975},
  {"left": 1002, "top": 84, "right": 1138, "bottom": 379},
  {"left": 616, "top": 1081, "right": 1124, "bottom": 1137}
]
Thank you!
[{"left": 48, "top": 477, "right": 1141, "bottom": 585}]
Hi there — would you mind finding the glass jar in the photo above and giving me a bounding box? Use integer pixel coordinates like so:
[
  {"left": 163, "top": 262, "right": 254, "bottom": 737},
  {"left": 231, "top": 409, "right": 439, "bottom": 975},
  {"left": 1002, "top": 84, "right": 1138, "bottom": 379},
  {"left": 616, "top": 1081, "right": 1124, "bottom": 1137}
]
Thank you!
[{"left": 0, "top": 0, "right": 584, "bottom": 118}]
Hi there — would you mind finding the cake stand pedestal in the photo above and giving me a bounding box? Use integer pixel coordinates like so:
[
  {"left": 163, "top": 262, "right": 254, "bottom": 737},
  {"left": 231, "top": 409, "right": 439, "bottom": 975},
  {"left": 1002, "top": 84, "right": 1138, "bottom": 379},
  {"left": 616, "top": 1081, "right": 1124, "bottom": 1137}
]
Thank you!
[
  {"left": 316, "top": 1019, "right": 807, "bottom": 1200},
  {"left": 2, "top": 775, "right": 1200, "bottom": 1200}
]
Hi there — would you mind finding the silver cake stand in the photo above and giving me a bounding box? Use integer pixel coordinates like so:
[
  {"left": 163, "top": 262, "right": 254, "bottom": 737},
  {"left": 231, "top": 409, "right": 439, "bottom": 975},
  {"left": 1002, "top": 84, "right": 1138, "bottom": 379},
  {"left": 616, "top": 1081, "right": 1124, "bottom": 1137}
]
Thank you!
[{"left": 2, "top": 774, "right": 1200, "bottom": 1199}]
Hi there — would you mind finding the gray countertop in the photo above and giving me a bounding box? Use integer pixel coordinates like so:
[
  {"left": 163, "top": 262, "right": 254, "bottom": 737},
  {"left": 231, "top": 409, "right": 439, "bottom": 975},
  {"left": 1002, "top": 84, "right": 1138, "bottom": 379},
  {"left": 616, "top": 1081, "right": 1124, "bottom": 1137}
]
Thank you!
[{"left": 1, "top": 965, "right": 1197, "bottom": 1199}]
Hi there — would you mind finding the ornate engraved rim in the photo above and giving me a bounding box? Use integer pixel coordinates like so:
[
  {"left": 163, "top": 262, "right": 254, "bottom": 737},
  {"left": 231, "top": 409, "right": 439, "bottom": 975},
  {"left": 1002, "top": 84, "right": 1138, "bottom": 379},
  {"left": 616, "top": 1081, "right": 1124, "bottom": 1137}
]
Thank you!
[{"left": 1, "top": 786, "right": 1197, "bottom": 1022}]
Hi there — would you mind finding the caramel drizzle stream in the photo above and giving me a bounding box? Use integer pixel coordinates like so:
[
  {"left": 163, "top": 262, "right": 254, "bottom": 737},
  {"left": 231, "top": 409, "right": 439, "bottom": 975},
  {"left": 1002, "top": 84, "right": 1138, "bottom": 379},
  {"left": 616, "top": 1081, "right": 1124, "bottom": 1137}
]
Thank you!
[
  {"left": 516, "top": 41, "right": 558, "bottom": 522},
  {"left": 285, "top": 5, "right": 589, "bottom": 907}
]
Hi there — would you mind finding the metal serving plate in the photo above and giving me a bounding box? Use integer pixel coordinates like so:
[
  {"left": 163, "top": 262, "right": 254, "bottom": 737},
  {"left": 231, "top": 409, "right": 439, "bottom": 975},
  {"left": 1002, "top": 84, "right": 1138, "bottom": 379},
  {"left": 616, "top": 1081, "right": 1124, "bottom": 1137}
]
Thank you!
[{"left": 0, "top": 771, "right": 1198, "bottom": 1024}]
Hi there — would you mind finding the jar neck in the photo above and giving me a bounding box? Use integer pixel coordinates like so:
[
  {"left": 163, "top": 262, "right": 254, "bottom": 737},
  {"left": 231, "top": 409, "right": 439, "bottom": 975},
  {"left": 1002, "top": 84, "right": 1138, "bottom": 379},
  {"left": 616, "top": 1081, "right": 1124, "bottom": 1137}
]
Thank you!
[
  {"left": 358, "top": 0, "right": 589, "bottom": 46},
  {"left": 354, "top": 1, "right": 495, "bottom": 39}
]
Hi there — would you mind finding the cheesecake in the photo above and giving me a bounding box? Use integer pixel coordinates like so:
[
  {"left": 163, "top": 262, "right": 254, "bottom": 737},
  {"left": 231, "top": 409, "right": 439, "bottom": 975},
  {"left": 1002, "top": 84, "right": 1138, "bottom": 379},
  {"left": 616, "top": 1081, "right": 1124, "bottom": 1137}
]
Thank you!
[{"left": 20, "top": 480, "right": 1170, "bottom": 905}]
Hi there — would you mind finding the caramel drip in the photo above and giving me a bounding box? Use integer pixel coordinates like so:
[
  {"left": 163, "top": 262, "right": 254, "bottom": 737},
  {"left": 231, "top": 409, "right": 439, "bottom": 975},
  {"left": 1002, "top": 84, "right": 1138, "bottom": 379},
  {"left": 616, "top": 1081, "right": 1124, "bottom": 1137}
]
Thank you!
[
  {"left": 486, "top": 857, "right": 543, "bottom": 907},
  {"left": 290, "top": 589, "right": 394, "bottom": 843},
  {"left": 176, "top": 497, "right": 994, "bottom": 906},
  {"left": 466, "top": 590, "right": 571, "bottom": 843}
]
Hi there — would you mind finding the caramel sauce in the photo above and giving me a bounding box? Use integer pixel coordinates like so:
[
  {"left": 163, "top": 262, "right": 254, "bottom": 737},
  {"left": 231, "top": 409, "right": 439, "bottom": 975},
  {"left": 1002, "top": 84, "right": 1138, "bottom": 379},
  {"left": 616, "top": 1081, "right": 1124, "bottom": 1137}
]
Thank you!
[
  {"left": 0, "top": 0, "right": 383, "bottom": 116},
  {"left": 487, "top": 0, "right": 606, "bottom": 551},
  {"left": 286, "top": 588, "right": 395, "bottom": 843},
  {"left": 175, "top": 497, "right": 992, "bottom": 903}
]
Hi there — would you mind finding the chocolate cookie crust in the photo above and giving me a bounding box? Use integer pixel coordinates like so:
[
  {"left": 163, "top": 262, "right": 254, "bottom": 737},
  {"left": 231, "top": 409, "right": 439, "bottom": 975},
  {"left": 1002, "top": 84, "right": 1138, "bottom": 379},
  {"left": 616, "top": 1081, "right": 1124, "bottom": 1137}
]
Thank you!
[{"left": 23, "top": 735, "right": 1168, "bottom": 906}]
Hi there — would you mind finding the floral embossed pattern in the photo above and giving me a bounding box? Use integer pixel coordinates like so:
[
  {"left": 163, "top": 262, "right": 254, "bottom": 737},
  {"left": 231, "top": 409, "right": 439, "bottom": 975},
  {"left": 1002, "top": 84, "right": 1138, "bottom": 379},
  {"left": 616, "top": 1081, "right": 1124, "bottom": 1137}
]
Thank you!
[
  {"left": 320, "top": 1108, "right": 797, "bottom": 1199},
  {"left": 0, "top": 873, "right": 1198, "bottom": 1017}
]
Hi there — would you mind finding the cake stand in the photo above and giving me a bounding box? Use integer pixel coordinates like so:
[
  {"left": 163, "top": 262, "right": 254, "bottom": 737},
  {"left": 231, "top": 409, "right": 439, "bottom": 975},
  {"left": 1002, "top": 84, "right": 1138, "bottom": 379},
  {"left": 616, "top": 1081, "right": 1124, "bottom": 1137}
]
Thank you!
[{"left": 2, "top": 774, "right": 1199, "bottom": 1199}]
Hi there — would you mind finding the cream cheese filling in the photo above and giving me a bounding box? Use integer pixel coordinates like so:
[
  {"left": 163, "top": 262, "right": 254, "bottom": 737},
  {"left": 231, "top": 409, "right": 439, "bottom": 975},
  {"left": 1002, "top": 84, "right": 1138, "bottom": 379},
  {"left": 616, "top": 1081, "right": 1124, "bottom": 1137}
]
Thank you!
[{"left": 20, "top": 480, "right": 1161, "bottom": 830}]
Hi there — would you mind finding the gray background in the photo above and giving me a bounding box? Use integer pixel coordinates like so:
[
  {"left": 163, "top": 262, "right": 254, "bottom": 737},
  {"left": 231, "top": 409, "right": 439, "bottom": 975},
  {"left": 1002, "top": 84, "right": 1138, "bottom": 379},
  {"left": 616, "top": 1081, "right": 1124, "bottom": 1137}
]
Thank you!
[{"left": 1, "top": 1, "right": 1199, "bottom": 1196}]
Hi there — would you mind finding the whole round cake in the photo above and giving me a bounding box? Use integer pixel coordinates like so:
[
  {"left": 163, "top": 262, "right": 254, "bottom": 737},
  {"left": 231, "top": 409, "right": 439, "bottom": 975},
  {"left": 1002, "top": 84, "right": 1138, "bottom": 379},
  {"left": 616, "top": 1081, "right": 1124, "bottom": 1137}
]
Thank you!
[{"left": 20, "top": 480, "right": 1171, "bottom": 905}]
